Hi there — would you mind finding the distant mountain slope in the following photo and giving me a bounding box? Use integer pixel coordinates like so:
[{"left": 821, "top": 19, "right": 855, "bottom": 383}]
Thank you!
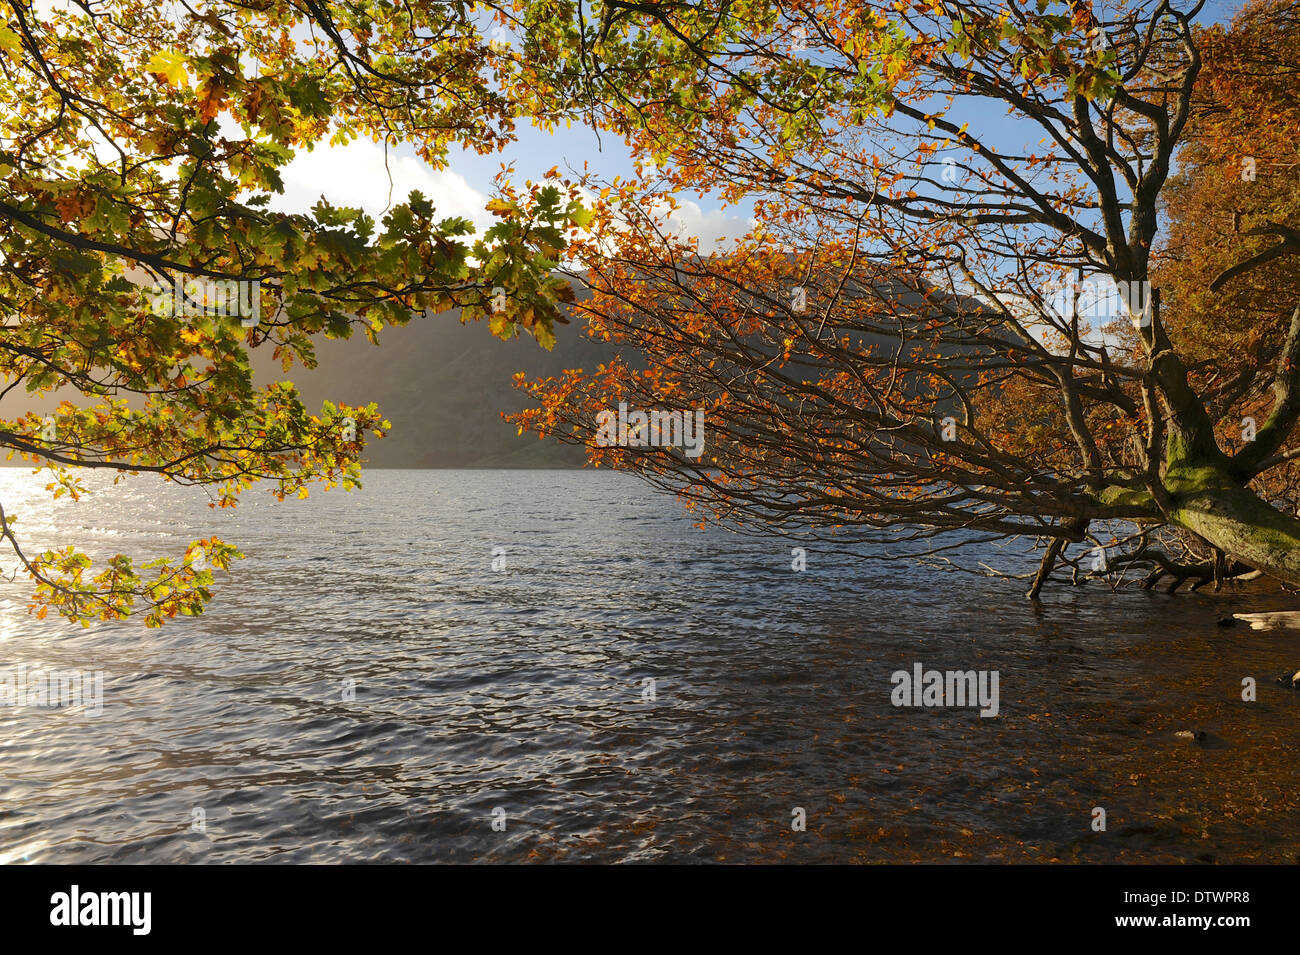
[{"left": 260, "top": 305, "right": 618, "bottom": 468}]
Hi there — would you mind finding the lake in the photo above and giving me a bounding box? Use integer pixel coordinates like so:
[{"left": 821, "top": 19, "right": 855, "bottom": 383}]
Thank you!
[{"left": 1, "top": 468, "right": 1298, "bottom": 863}]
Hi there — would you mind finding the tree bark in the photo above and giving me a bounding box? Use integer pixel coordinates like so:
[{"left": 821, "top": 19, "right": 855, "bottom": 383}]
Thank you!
[{"left": 1166, "top": 463, "right": 1300, "bottom": 586}]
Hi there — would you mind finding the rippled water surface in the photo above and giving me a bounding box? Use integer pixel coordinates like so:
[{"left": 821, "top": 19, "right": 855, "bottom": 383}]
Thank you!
[{"left": 2, "top": 468, "right": 1299, "bottom": 864}]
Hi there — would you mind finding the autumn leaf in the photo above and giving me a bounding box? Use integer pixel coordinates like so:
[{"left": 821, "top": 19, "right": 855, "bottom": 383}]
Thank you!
[
  {"left": 145, "top": 50, "right": 190, "bottom": 88},
  {"left": 0, "top": 24, "right": 21, "bottom": 58}
]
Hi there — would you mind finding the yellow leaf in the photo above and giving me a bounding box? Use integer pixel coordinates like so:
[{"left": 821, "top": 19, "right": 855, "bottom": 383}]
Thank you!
[
  {"left": 0, "top": 25, "right": 20, "bottom": 57},
  {"left": 534, "top": 322, "right": 556, "bottom": 351},
  {"left": 146, "top": 51, "right": 190, "bottom": 88}
]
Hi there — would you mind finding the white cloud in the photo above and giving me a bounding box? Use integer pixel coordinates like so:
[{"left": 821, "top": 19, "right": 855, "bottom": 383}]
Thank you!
[
  {"left": 656, "top": 199, "right": 755, "bottom": 254},
  {"left": 270, "top": 138, "right": 492, "bottom": 229},
  {"left": 268, "top": 139, "right": 754, "bottom": 262}
]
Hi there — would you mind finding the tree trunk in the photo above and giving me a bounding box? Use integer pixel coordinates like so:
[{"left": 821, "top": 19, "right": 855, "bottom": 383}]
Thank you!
[{"left": 1166, "top": 462, "right": 1300, "bottom": 586}]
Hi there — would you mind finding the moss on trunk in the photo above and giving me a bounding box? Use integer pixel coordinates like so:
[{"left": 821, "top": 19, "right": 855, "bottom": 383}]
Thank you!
[{"left": 1166, "top": 462, "right": 1300, "bottom": 586}]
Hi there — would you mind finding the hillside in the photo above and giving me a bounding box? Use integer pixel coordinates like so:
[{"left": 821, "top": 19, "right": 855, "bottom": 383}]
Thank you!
[{"left": 255, "top": 305, "right": 617, "bottom": 468}]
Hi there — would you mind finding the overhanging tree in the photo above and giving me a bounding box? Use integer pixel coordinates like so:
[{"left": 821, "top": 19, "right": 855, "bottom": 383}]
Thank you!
[
  {"left": 0, "top": 0, "right": 588, "bottom": 624},
  {"left": 513, "top": 0, "right": 1300, "bottom": 595}
]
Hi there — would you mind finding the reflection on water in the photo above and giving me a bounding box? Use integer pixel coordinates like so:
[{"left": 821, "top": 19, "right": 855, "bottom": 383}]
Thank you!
[{"left": 1, "top": 468, "right": 1298, "bottom": 863}]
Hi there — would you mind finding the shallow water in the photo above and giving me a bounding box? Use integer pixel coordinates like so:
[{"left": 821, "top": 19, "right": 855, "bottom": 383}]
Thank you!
[{"left": 1, "top": 468, "right": 1298, "bottom": 863}]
